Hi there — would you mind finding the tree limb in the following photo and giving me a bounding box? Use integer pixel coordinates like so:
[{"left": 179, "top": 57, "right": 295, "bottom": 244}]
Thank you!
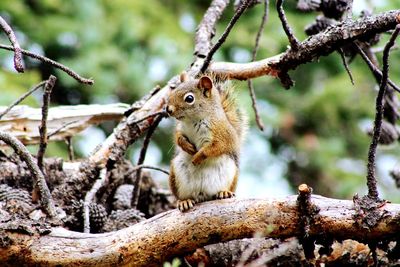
[
  {"left": 209, "top": 10, "right": 400, "bottom": 83},
  {"left": 1, "top": 195, "right": 400, "bottom": 266}
]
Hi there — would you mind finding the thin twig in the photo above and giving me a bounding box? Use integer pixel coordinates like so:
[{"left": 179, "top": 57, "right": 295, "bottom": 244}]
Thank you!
[
  {"left": 0, "top": 16, "right": 24, "bottom": 73},
  {"left": 338, "top": 47, "right": 355, "bottom": 85},
  {"left": 276, "top": 0, "right": 300, "bottom": 50},
  {"left": 128, "top": 110, "right": 168, "bottom": 126},
  {"left": 131, "top": 115, "right": 163, "bottom": 208},
  {"left": 0, "top": 80, "right": 46, "bottom": 120},
  {"left": 355, "top": 44, "right": 400, "bottom": 93},
  {"left": 366, "top": 24, "right": 400, "bottom": 200},
  {"left": 247, "top": 0, "right": 269, "bottom": 131},
  {"left": 0, "top": 44, "right": 94, "bottom": 85},
  {"left": 0, "top": 130, "right": 58, "bottom": 218},
  {"left": 48, "top": 120, "right": 80, "bottom": 138},
  {"left": 83, "top": 168, "right": 107, "bottom": 233},
  {"left": 37, "top": 75, "right": 56, "bottom": 171},
  {"left": 126, "top": 164, "right": 170, "bottom": 177},
  {"left": 248, "top": 80, "right": 265, "bottom": 131},
  {"left": 200, "top": 0, "right": 253, "bottom": 73},
  {"left": 65, "top": 137, "right": 74, "bottom": 161}
]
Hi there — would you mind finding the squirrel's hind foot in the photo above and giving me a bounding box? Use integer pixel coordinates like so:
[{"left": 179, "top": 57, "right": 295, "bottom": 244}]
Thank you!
[
  {"left": 177, "top": 199, "right": 195, "bottom": 212},
  {"left": 215, "top": 191, "right": 235, "bottom": 199}
]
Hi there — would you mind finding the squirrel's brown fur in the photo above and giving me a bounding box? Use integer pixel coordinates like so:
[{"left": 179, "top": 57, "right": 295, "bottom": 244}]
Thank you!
[{"left": 167, "top": 72, "right": 246, "bottom": 212}]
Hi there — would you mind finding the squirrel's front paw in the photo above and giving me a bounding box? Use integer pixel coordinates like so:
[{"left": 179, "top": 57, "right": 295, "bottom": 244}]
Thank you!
[
  {"left": 192, "top": 152, "right": 206, "bottom": 165},
  {"left": 178, "top": 136, "right": 197, "bottom": 155},
  {"left": 215, "top": 191, "right": 235, "bottom": 199},
  {"left": 177, "top": 199, "right": 195, "bottom": 212}
]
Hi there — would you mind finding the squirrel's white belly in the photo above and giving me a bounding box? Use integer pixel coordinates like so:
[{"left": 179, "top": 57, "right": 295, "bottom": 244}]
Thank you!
[{"left": 172, "top": 152, "right": 236, "bottom": 201}]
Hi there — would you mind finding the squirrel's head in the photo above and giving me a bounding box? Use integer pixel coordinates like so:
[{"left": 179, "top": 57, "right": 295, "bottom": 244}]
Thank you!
[{"left": 167, "top": 72, "right": 218, "bottom": 121}]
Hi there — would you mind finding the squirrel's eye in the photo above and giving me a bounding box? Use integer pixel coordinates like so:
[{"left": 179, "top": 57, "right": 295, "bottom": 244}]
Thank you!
[{"left": 184, "top": 93, "right": 195, "bottom": 105}]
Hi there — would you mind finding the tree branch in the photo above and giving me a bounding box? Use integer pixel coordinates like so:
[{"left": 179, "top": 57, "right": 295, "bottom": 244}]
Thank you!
[
  {"left": 209, "top": 10, "right": 400, "bottom": 84},
  {"left": 365, "top": 24, "right": 400, "bottom": 200},
  {"left": 1, "top": 195, "right": 400, "bottom": 266},
  {"left": 0, "top": 80, "right": 46, "bottom": 120},
  {"left": 37, "top": 75, "right": 56, "bottom": 171},
  {"left": 248, "top": 0, "right": 269, "bottom": 131},
  {"left": 131, "top": 115, "right": 163, "bottom": 208},
  {"left": 0, "top": 16, "right": 24, "bottom": 72},
  {"left": 0, "top": 131, "right": 58, "bottom": 219},
  {"left": 276, "top": 0, "right": 300, "bottom": 50},
  {"left": 0, "top": 44, "right": 94, "bottom": 85}
]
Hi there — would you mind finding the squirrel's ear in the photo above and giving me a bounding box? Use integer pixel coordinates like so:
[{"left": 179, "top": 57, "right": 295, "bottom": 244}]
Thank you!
[
  {"left": 198, "top": 76, "right": 213, "bottom": 97},
  {"left": 180, "top": 71, "right": 189, "bottom": 83}
]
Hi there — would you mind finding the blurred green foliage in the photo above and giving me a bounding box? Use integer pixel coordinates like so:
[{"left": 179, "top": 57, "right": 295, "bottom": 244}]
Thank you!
[{"left": 0, "top": 0, "right": 399, "bottom": 201}]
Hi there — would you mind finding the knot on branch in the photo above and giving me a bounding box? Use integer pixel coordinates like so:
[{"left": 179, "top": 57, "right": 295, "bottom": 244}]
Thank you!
[
  {"left": 277, "top": 71, "right": 294, "bottom": 89},
  {"left": 352, "top": 194, "right": 389, "bottom": 229},
  {"left": 296, "top": 184, "right": 320, "bottom": 259}
]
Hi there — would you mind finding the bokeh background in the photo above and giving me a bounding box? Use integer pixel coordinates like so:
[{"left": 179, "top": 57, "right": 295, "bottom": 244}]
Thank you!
[{"left": 0, "top": 0, "right": 399, "bottom": 201}]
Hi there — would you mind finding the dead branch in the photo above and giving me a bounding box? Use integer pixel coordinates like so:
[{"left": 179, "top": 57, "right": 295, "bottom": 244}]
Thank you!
[
  {"left": 0, "top": 103, "right": 129, "bottom": 145},
  {"left": 0, "top": 131, "right": 58, "bottom": 219},
  {"left": 276, "top": 0, "right": 300, "bottom": 50},
  {"left": 0, "top": 44, "right": 94, "bottom": 85},
  {"left": 37, "top": 75, "right": 56, "bottom": 171},
  {"left": 0, "top": 80, "right": 46, "bottom": 120},
  {"left": 247, "top": 0, "right": 269, "bottom": 131},
  {"left": 356, "top": 44, "right": 400, "bottom": 93},
  {"left": 338, "top": 47, "right": 355, "bottom": 85},
  {"left": 1, "top": 195, "right": 400, "bottom": 266},
  {"left": 131, "top": 115, "right": 163, "bottom": 208},
  {"left": 366, "top": 24, "right": 400, "bottom": 200},
  {"left": 209, "top": 10, "right": 400, "bottom": 84}
]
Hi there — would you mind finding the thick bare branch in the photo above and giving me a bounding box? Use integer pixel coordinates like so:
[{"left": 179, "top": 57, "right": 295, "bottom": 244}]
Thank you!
[
  {"left": 209, "top": 10, "right": 400, "bottom": 84},
  {"left": 1, "top": 196, "right": 400, "bottom": 266}
]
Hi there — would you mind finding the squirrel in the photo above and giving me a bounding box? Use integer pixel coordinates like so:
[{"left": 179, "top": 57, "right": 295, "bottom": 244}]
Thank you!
[{"left": 167, "top": 72, "right": 247, "bottom": 212}]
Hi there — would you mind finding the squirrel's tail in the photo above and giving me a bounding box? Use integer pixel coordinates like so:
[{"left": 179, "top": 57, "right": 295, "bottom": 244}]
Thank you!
[{"left": 220, "top": 86, "right": 248, "bottom": 143}]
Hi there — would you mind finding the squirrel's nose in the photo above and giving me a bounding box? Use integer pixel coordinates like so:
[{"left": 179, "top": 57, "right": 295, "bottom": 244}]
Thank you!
[{"left": 166, "top": 105, "right": 175, "bottom": 115}]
